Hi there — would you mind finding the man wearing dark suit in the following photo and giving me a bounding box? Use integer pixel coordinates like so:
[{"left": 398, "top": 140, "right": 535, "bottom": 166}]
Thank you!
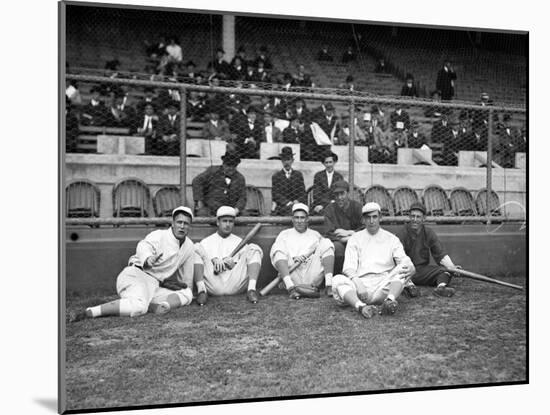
[
  {"left": 234, "top": 106, "right": 263, "bottom": 159},
  {"left": 271, "top": 147, "right": 307, "bottom": 216},
  {"left": 210, "top": 47, "right": 232, "bottom": 79},
  {"left": 81, "top": 86, "right": 109, "bottom": 126},
  {"left": 187, "top": 91, "right": 208, "bottom": 122},
  {"left": 435, "top": 60, "right": 457, "bottom": 101},
  {"left": 430, "top": 114, "right": 451, "bottom": 144},
  {"left": 254, "top": 46, "right": 273, "bottom": 71},
  {"left": 105, "top": 93, "right": 136, "bottom": 129},
  {"left": 407, "top": 121, "right": 428, "bottom": 149},
  {"left": 314, "top": 102, "right": 339, "bottom": 141},
  {"left": 282, "top": 117, "right": 302, "bottom": 144},
  {"left": 136, "top": 87, "right": 161, "bottom": 120},
  {"left": 311, "top": 151, "right": 344, "bottom": 214},
  {"left": 158, "top": 101, "right": 180, "bottom": 156},
  {"left": 192, "top": 151, "right": 247, "bottom": 216},
  {"left": 135, "top": 103, "right": 159, "bottom": 155}
]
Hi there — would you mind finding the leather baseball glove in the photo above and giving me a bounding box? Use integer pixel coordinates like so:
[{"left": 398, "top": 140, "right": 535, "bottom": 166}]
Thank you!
[
  {"left": 160, "top": 278, "right": 188, "bottom": 291},
  {"left": 294, "top": 284, "right": 321, "bottom": 298}
]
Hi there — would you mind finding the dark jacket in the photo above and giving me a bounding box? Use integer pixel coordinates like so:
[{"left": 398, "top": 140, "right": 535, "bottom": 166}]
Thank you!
[
  {"left": 395, "top": 223, "right": 447, "bottom": 266},
  {"left": 312, "top": 169, "right": 344, "bottom": 208},
  {"left": 192, "top": 166, "right": 247, "bottom": 214},
  {"left": 323, "top": 200, "right": 364, "bottom": 240},
  {"left": 271, "top": 169, "right": 306, "bottom": 213}
]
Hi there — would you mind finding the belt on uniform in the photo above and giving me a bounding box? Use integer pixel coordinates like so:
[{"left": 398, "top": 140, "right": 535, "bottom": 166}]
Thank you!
[{"left": 132, "top": 264, "right": 143, "bottom": 270}]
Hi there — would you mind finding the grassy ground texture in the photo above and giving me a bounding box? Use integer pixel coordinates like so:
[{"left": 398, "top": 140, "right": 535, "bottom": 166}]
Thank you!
[{"left": 65, "top": 274, "right": 526, "bottom": 412}]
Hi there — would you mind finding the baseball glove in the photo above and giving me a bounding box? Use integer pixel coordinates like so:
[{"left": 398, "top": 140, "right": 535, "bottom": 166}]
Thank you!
[
  {"left": 294, "top": 284, "right": 321, "bottom": 298},
  {"left": 160, "top": 278, "right": 188, "bottom": 291}
]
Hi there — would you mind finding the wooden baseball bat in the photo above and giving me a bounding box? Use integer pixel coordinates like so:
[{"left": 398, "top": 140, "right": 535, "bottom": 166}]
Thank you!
[
  {"left": 444, "top": 268, "right": 523, "bottom": 291},
  {"left": 229, "top": 222, "right": 263, "bottom": 258},
  {"left": 260, "top": 240, "right": 319, "bottom": 296}
]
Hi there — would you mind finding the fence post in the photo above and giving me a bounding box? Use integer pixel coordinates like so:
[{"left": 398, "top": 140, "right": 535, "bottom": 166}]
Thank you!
[
  {"left": 486, "top": 108, "right": 493, "bottom": 225},
  {"left": 349, "top": 100, "right": 355, "bottom": 194},
  {"left": 179, "top": 88, "right": 188, "bottom": 206}
]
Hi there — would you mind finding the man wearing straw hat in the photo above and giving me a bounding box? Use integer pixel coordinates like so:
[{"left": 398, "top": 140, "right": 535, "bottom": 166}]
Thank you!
[
  {"left": 69, "top": 206, "right": 196, "bottom": 321},
  {"left": 331, "top": 202, "right": 415, "bottom": 318}
]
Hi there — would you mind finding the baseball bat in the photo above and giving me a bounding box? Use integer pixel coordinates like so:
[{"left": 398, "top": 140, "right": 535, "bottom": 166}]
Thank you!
[
  {"left": 444, "top": 268, "right": 523, "bottom": 291},
  {"left": 228, "top": 222, "right": 263, "bottom": 258},
  {"left": 260, "top": 240, "right": 319, "bottom": 296}
]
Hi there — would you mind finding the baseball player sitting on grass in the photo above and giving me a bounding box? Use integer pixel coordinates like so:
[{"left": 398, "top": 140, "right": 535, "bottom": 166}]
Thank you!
[
  {"left": 193, "top": 206, "right": 263, "bottom": 305},
  {"left": 395, "top": 202, "right": 461, "bottom": 298},
  {"left": 69, "top": 206, "right": 196, "bottom": 322},
  {"left": 270, "top": 203, "right": 335, "bottom": 299},
  {"left": 332, "top": 202, "right": 415, "bottom": 318}
]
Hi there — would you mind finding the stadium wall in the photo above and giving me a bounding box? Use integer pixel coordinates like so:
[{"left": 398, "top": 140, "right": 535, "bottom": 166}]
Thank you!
[
  {"left": 65, "top": 154, "right": 526, "bottom": 219},
  {"left": 65, "top": 223, "right": 526, "bottom": 295}
]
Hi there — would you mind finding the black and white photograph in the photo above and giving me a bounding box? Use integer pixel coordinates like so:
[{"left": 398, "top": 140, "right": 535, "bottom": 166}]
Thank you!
[
  {"left": 58, "top": 0, "right": 531, "bottom": 413},
  {"left": 6, "top": 0, "right": 546, "bottom": 414}
]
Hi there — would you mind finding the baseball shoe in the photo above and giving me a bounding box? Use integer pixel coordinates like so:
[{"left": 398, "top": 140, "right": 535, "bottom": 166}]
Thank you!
[
  {"left": 380, "top": 298, "right": 398, "bottom": 315},
  {"left": 403, "top": 282, "right": 420, "bottom": 298},
  {"left": 68, "top": 309, "right": 88, "bottom": 323},
  {"left": 358, "top": 304, "right": 377, "bottom": 319},
  {"left": 196, "top": 291, "right": 208, "bottom": 306},
  {"left": 149, "top": 301, "right": 171, "bottom": 315},
  {"left": 288, "top": 286, "right": 301, "bottom": 300},
  {"left": 433, "top": 285, "right": 455, "bottom": 297},
  {"left": 247, "top": 289, "right": 259, "bottom": 304}
]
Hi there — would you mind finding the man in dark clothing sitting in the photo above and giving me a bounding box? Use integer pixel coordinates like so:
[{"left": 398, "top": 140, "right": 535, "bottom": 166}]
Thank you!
[{"left": 271, "top": 146, "right": 307, "bottom": 216}]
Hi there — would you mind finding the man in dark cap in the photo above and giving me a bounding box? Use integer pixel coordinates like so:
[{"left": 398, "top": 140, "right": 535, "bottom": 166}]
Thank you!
[
  {"left": 271, "top": 146, "right": 307, "bottom": 216},
  {"left": 323, "top": 179, "right": 364, "bottom": 279},
  {"left": 192, "top": 151, "right": 247, "bottom": 216},
  {"left": 311, "top": 150, "right": 344, "bottom": 214},
  {"left": 395, "top": 202, "right": 461, "bottom": 298}
]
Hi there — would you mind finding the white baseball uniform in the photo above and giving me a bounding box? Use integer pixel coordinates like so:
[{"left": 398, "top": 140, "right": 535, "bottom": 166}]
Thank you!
[
  {"left": 270, "top": 228, "right": 334, "bottom": 287},
  {"left": 116, "top": 228, "right": 194, "bottom": 317},
  {"left": 332, "top": 228, "right": 414, "bottom": 305},
  {"left": 195, "top": 232, "right": 263, "bottom": 295}
]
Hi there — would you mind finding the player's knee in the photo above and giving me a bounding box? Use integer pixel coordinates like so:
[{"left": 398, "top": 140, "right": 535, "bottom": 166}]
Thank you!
[
  {"left": 246, "top": 243, "right": 263, "bottom": 263},
  {"left": 332, "top": 274, "right": 349, "bottom": 288}
]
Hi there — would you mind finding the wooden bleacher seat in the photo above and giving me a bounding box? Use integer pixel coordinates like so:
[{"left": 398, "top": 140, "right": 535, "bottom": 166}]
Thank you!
[
  {"left": 475, "top": 189, "right": 502, "bottom": 216},
  {"left": 422, "top": 185, "right": 452, "bottom": 216},
  {"left": 97, "top": 135, "right": 145, "bottom": 155},
  {"left": 243, "top": 185, "right": 265, "bottom": 216},
  {"left": 393, "top": 186, "right": 419, "bottom": 216},
  {"left": 364, "top": 185, "right": 394, "bottom": 216},
  {"left": 76, "top": 135, "right": 98, "bottom": 152},
  {"left": 449, "top": 187, "right": 477, "bottom": 216},
  {"left": 153, "top": 186, "right": 180, "bottom": 217},
  {"left": 397, "top": 148, "right": 436, "bottom": 166},
  {"left": 79, "top": 125, "right": 131, "bottom": 135},
  {"left": 66, "top": 179, "right": 101, "bottom": 218},
  {"left": 186, "top": 121, "right": 205, "bottom": 139},
  {"left": 112, "top": 177, "right": 150, "bottom": 218},
  {"left": 458, "top": 151, "right": 502, "bottom": 168}
]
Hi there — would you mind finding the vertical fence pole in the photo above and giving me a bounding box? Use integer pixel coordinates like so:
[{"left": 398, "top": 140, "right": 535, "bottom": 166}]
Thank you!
[
  {"left": 486, "top": 108, "right": 493, "bottom": 225},
  {"left": 349, "top": 100, "right": 356, "bottom": 195},
  {"left": 179, "top": 88, "right": 188, "bottom": 206}
]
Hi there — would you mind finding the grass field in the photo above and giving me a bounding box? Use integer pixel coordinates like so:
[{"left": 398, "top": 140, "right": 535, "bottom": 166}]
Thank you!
[{"left": 64, "top": 274, "right": 526, "bottom": 412}]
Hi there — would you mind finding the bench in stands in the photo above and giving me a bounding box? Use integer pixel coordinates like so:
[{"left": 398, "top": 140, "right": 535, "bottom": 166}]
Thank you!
[
  {"left": 97, "top": 135, "right": 145, "bottom": 155},
  {"left": 79, "top": 125, "right": 131, "bottom": 135},
  {"left": 458, "top": 151, "right": 502, "bottom": 168}
]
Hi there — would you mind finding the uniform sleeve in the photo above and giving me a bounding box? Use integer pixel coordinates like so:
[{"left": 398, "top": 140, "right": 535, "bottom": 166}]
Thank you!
[
  {"left": 391, "top": 235, "right": 413, "bottom": 267},
  {"left": 426, "top": 227, "right": 447, "bottom": 264},
  {"left": 342, "top": 236, "right": 359, "bottom": 277},
  {"left": 269, "top": 232, "right": 287, "bottom": 259},
  {"left": 134, "top": 231, "right": 161, "bottom": 265}
]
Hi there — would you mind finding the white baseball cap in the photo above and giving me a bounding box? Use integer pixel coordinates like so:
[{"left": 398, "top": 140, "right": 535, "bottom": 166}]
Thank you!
[
  {"left": 172, "top": 206, "right": 194, "bottom": 220},
  {"left": 216, "top": 206, "right": 236, "bottom": 218},
  {"left": 362, "top": 202, "right": 381, "bottom": 214},
  {"left": 292, "top": 203, "right": 309, "bottom": 215}
]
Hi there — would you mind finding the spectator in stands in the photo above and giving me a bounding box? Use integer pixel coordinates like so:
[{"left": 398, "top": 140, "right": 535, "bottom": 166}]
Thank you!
[
  {"left": 389, "top": 105, "right": 411, "bottom": 133},
  {"left": 400, "top": 74, "right": 418, "bottom": 97},
  {"left": 340, "top": 75, "right": 355, "bottom": 91},
  {"left": 282, "top": 117, "right": 302, "bottom": 144},
  {"left": 374, "top": 58, "right": 389, "bottom": 73},
  {"left": 165, "top": 37, "right": 183, "bottom": 63},
  {"left": 81, "top": 86, "right": 109, "bottom": 126},
  {"left": 105, "top": 93, "right": 135, "bottom": 129},
  {"left": 495, "top": 113, "right": 518, "bottom": 168},
  {"left": 312, "top": 151, "right": 344, "bottom": 214},
  {"left": 228, "top": 94, "right": 251, "bottom": 131},
  {"left": 255, "top": 60, "right": 271, "bottom": 83},
  {"left": 104, "top": 57, "right": 121, "bottom": 72},
  {"left": 235, "top": 106, "right": 263, "bottom": 159},
  {"left": 66, "top": 98, "right": 79, "bottom": 153},
  {"left": 183, "top": 60, "right": 198, "bottom": 81},
  {"left": 292, "top": 64, "right": 313, "bottom": 88},
  {"left": 424, "top": 90, "right": 446, "bottom": 118},
  {"left": 207, "top": 78, "right": 231, "bottom": 120},
  {"left": 370, "top": 105, "right": 388, "bottom": 131},
  {"left": 463, "top": 124, "right": 488, "bottom": 152},
  {"left": 323, "top": 179, "right": 364, "bottom": 275},
  {"left": 360, "top": 112, "right": 384, "bottom": 147},
  {"left": 136, "top": 87, "right": 160, "bottom": 119},
  {"left": 315, "top": 102, "right": 339, "bottom": 143},
  {"left": 263, "top": 112, "right": 283, "bottom": 143},
  {"left": 202, "top": 110, "right": 232, "bottom": 143},
  {"left": 430, "top": 113, "right": 451, "bottom": 144},
  {"left": 186, "top": 90, "right": 208, "bottom": 122},
  {"left": 211, "top": 47, "right": 232, "bottom": 79},
  {"left": 158, "top": 101, "right": 181, "bottom": 156},
  {"left": 244, "top": 61, "right": 257, "bottom": 84},
  {"left": 231, "top": 46, "right": 250, "bottom": 68},
  {"left": 435, "top": 59, "right": 457, "bottom": 101},
  {"left": 136, "top": 103, "right": 159, "bottom": 155},
  {"left": 317, "top": 45, "right": 334, "bottom": 62},
  {"left": 271, "top": 146, "right": 307, "bottom": 216},
  {"left": 341, "top": 46, "right": 356, "bottom": 64},
  {"left": 292, "top": 98, "right": 311, "bottom": 123},
  {"left": 192, "top": 151, "right": 247, "bottom": 216},
  {"left": 312, "top": 101, "right": 335, "bottom": 121},
  {"left": 144, "top": 35, "right": 166, "bottom": 61},
  {"left": 471, "top": 92, "right": 493, "bottom": 128},
  {"left": 440, "top": 120, "right": 460, "bottom": 166},
  {"left": 407, "top": 121, "right": 428, "bottom": 149},
  {"left": 254, "top": 45, "right": 273, "bottom": 71},
  {"left": 66, "top": 80, "right": 82, "bottom": 106},
  {"left": 515, "top": 125, "right": 527, "bottom": 154},
  {"left": 337, "top": 112, "right": 367, "bottom": 146},
  {"left": 230, "top": 56, "right": 247, "bottom": 81}
]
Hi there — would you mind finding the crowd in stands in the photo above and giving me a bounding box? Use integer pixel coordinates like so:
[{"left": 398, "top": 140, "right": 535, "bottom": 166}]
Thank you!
[{"left": 66, "top": 38, "right": 526, "bottom": 168}]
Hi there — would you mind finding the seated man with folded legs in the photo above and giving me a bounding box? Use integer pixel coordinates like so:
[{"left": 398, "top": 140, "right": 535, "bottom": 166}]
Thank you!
[
  {"left": 70, "top": 206, "right": 196, "bottom": 321},
  {"left": 395, "top": 202, "right": 461, "bottom": 298},
  {"left": 332, "top": 202, "right": 415, "bottom": 318},
  {"left": 270, "top": 203, "right": 335, "bottom": 299},
  {"left": 193, "top": 206, "right": 263, "bottom": 305}
]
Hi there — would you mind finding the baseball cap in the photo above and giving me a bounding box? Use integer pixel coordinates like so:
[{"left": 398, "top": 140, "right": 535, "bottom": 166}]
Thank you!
[
  {"left": 172, "top": 206, "right": 194, "bottom": 221},
  {"left": 292, "top": 203, "right": 309, "bottom": 215},
  {"left": 362, "top": 202, "right": 381, "bottom": 214},
  {"left": 216, "top": 206, "right": 236, "bottom": 218},
  {"left": 332, "top": 180, "right": 349, "bottom": 193},
  {"left": 408, "top": 202, "right": 426, "bottom": 215}
]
